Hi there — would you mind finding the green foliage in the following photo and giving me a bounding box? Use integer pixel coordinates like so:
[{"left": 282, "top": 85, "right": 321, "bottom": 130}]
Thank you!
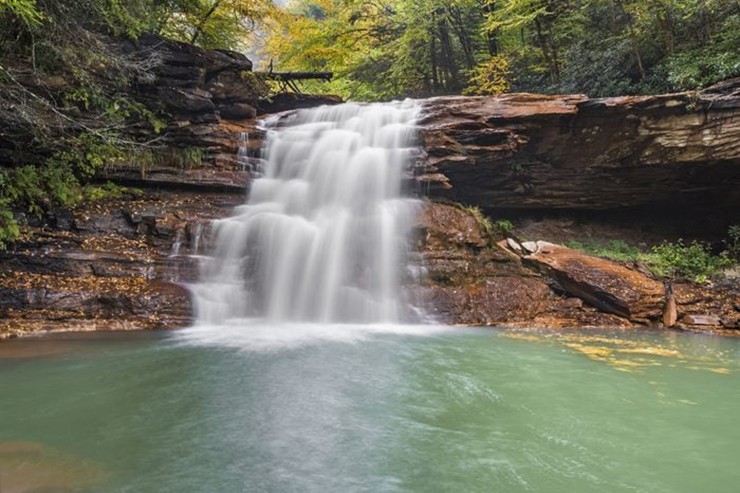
[
  {"left": 83, "top": 182, "right": 139, "bottom": 201},
  {"left": 494, "top": 219, "right": 514, "bottom": 234},
  {"left": 649, "top": 241, "right": 731, "bottom": 283},
  {"left": 567, "top": 238, "right": 734, "bottom": 284},
  {"left": 0, "top": 172, "right": 21, "bottom": 250},
  {"left": 52, "top": 132, "right": 127, "bottom": 178},
  {"left": 161, "top": 0, "right": 274, "bottom": 49},
  {"left": 660, "top": 14, "right": 740, "bottom": 90},
  {"left": 566, "top": 239, "right": 644, "bottom": 263},
  {"left": 105, "top": 146, "right": 206, "bottom": 178},
  {"left": 0, "top": 205, "right": 20, "bottom": 251},
  {"left": 726, "top": 225, "right": 740, "bottom": 261},
  {"left": 265, "top": 0, "right": 740, "bottom": 99},
  {"left": 0, "top": 165, "right": 143, "bottom": 249},
  {"left": 0, "top": 162, "right": 76, "bottom": 249},
  {"left": 0, "top": 0, "right": 44, "bottom": 25},
  {"left": 264, "top": 0, "right": 492, "bottom": 100},
  {"left": 1, "top": 164, "right": 80, "bottom": 217},
  {"left": 464, "top": 56, "right": 512, "bottom": 96}
]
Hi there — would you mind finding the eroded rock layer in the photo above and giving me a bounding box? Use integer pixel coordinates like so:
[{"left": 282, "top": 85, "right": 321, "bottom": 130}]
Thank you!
[
  {"left": 416, "top": 80, "right": 740, "bottom": 218},
  {"left": 0, "top": 192, "right": 242, "bottom": 337}
]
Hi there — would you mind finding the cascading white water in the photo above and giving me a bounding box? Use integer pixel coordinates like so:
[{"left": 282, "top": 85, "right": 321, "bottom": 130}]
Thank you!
[
  {"left": 191, "top": 101, "right": 421, "bottom": 325},
  {"left": 236, "top": 132, "right": 250, "bottom": 173}
]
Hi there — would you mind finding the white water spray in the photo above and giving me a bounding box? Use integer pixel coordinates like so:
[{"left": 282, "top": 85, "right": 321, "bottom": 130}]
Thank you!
[{"left": 191, "top": 101, "right": 421, "bottom": 324}]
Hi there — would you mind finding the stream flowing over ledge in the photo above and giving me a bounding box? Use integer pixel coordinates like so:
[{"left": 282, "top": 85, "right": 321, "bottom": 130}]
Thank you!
[{"left": 0, "top": 34, "right": 738, "bottom": 338}]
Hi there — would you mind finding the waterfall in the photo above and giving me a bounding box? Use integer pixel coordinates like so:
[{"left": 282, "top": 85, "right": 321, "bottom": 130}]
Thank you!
[
  {"left": 191, "top": 101, "right": 421, "bottom": 325},
  {"left": 236, "top": 132, "right": 250, "bottom": 172}
]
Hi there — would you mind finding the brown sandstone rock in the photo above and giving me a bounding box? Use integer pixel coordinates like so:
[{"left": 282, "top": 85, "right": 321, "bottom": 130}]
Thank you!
[
  {"left": 415, "top": 202, "right": 488, "bottom": 249},
  {"left": 0, "top": 191, "right": 242, "bottom": 339},
  {"left": 517, "top": 242, "right": 665, "bottom": 322},
  {"left": 416, "top": 80, "right": 740, "bottom": 215},
  {"left": 662, "top": 293, "right": 678, "bottom": 327},
  {"left": 681, "top": 314, "right": 722, "bottom": 326},
  {"left": 426, "top": 277, "right": 553, "bottom": 325}
]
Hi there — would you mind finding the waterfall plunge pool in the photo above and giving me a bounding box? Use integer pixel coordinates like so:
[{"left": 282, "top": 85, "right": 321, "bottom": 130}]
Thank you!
[{"left": 0, "top": 325, "right": 738, "bottom": 492}]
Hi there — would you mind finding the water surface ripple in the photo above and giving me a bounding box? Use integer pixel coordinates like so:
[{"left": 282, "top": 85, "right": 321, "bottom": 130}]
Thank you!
[{"left": 1, "top": 327, "right": 738, "bottom": 492}]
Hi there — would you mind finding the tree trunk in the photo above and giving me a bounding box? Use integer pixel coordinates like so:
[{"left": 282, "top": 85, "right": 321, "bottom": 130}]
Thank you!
[
  {"left": 191, "top": 1, "right": 222, "bottom": 45},
  {"left": 430, "top": 13, "right": 440, "bottom": 94},
  {"left": 437, "top": 15, "right": 459, "bottom": 92},
  {"left": 483, "top": 0, "right": 499, "bottom": 55},
  {"left": 614, "top": 0, "right": 645, "bottom": 81},
  {"left": 534, "top": 17, "right": 558, "bottom": 84},
  {"left": 449, "top": 7, "right": 475, "bottom": 70}
]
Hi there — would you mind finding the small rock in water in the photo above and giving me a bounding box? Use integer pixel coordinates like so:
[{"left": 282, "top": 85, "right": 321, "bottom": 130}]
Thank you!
[{"left": 0, "top": 441, "right": 106, "bottom": 492}]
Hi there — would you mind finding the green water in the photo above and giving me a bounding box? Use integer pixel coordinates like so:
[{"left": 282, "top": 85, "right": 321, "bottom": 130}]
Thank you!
[{"left": 0, "top": 325, "right": 738, "bottom": 492}]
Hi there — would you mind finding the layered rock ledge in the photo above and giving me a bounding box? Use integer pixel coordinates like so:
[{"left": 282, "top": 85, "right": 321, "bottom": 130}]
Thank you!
[{"left": 416, "top": 79, "right": 740, "bottom": 222}]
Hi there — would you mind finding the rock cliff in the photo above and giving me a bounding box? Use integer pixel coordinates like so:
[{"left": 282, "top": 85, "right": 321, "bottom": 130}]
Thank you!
[{"left": 416, "top": 79, "right": 740, "bottom": 222}]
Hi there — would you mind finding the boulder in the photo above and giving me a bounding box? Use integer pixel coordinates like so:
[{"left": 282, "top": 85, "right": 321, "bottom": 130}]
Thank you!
[
  {"left": 425, "top": 277, "right": 553, "bottom": 325},
  {"left": 662, "top": 293, "right": 678, "bottom": 327},
  {"left": 517, "top": 243, "right": 665, "bottom": 322},
  {"left": 219, "top": 102, "right": 257, "bottom": 120},
  {"left": 415, "top": 202, "right": 488, "bottom": 249}
]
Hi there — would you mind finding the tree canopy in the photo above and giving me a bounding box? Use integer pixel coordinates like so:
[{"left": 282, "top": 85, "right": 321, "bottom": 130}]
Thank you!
[
  {"left": 0, "top": 0, "right": 274, "bottom": 248},
  {"left": 263, "top": 0, "right": 740, "bottom": 100}
]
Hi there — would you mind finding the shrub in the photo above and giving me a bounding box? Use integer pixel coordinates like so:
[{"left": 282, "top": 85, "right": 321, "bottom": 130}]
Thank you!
[
  {"left": 459, "top": 205, "right": 495, "bottom": 241},
  {"left": 567, "top": 238, "right": 734, "bottom": 284},
  {"left": 463, "top": 56, "right": 512, "bottom": 96},
  {"left": 726, "top": 225, "right": 740, "bottom": 261},
  {"left": 494, "top": 219, "right": 514, "bottom": 234},
  {"left": 650, "top": 241, "right": 732, "bottom": 283}
]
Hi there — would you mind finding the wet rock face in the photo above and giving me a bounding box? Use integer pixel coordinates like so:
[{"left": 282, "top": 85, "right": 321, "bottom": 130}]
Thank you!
[
  {"left": 103, "top": 37, "right": 346, "bottom": 190},
  {"left": 2, "top": 195, "right": 736, "bottom": 338},
  {"left": 416, "top": 80, "right": 740, "bottom": 216},
  {"left": 116, "top": 34, "right": 263, "bottom": 178},
  {"left": 415, "top": 202, "right": 633, "bottom": 328},
  {"left": 0, "top": 192, "right": 242, "bottom": 339}
]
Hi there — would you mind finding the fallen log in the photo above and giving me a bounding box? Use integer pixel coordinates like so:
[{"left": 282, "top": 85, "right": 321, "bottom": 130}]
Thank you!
[{"left": 256, "top": 71, "right": 334, "bottom": 93}]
